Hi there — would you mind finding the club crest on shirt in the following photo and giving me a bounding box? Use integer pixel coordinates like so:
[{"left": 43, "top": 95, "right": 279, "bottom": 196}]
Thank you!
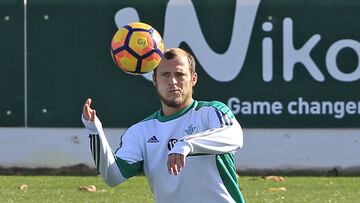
[{"left": 184, "top": 124, "right": 196, "bottom": 135}]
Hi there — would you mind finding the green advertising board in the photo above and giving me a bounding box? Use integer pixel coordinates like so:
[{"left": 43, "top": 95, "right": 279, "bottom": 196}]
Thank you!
[
  {"left": 0, "top": 0, "right": 24, "bottom": 126},
  {"left": 1, "top": 0, "right": 359, "bottom": 128}
]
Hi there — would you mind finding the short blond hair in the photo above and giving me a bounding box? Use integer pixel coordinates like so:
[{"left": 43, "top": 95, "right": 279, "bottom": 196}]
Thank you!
[{"left": 156, "top": 48, "right": 196, "bottom": 74}]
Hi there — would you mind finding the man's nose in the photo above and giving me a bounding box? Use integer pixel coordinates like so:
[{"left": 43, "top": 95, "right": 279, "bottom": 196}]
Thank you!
[{"left": 169, "top": 75, "right": 178, "bottom": 85}]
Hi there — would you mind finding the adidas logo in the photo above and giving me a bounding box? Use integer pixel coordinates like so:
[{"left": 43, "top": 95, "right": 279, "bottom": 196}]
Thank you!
[{"left": 147, "top": 136, "right": 159, "bottom": 143}]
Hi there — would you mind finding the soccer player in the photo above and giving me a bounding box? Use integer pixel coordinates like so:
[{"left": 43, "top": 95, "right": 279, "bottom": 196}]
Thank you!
[{"left": 82, "top": 48, "right": 245, "bottom": 203}]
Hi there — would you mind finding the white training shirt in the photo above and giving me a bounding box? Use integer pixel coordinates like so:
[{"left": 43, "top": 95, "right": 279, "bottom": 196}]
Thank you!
[{"left": 82, "top": 100, "right": 245, "bottom": 203}]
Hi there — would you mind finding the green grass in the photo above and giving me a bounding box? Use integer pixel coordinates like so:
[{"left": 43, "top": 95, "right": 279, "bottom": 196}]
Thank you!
[
  {"left": 0, "top": 176, "right": 154, "bottom": 203},
  {"left": 241, "top": 176, "right": 360, "bottom": 203},
  {"left": 0, "top": 175, "right": 359, "bottom": 203}
]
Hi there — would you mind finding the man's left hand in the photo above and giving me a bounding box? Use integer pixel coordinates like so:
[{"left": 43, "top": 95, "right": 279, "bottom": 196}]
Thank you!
[{"left": 167, "top": 153, "right": 186, "bottom": 176}]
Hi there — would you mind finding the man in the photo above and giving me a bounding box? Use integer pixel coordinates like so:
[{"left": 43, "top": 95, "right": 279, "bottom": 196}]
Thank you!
[{"left": 82, "top": 48, "right": 245, "bottom": 203}]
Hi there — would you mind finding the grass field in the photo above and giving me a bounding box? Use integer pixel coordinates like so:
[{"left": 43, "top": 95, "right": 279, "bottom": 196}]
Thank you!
[{"left": 1, "top": 175, "right": 359, "bottom": 203}]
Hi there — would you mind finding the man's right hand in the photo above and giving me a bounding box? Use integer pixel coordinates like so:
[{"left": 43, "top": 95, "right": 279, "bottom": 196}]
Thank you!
[{"left": 83, "top": 98, "right": 96, "bottom": 122}]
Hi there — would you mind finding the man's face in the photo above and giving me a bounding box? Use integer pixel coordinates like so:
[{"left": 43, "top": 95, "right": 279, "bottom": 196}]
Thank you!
[{"left": 153, "top": 54, "right": 197, "bottom": 109}]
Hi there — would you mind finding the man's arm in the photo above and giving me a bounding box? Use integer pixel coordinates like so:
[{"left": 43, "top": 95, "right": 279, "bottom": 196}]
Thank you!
[
  {"left": 170, "top": 115, "right": 243, "bottom": 156},
  {"left": 82, "top": 98, "right": 143, "bottom": 186},
  {"left": 82, "top": 115, "right": 126, "bottom": 186},
  {"left": 167, "top": 106, "right": 243, "bottom": 175}
]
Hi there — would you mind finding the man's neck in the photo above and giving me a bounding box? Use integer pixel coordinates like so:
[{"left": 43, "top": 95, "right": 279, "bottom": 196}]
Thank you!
[{"left": 161, "top": 99, "right": 194, "bottom": 116}]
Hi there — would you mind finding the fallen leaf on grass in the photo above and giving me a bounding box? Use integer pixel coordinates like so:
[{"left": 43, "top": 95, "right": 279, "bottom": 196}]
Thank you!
[
  {"left": 263, "top": 176, "right": 285, "bottom": 182},
  {"left": 269, "top": 187, "right": 287, "bottom": 192},
  {"left": 79, "top": 185, "right": 96, "bottom": 192},
  {"left": 18, "top": 184, "right": 28, "bottom": 191}
]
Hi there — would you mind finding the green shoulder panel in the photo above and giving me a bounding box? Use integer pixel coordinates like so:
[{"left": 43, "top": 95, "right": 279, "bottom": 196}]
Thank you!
[
  {"left": 141, "top": 111, "right": 159, "bottom": 122},
  {"left": 115, "top": 157, "right": 144, "bottom": 179},
  {"left": 196, "top": 101, "right": 235, "bottom": 119},
  {"left": 141, "top": 100, "right": 235, "bottom": 122}
]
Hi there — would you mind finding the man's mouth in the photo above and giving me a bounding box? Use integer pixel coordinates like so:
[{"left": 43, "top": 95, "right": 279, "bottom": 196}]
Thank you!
[{"left": 168, "top": 89, "right": 180, "bottom": 93}]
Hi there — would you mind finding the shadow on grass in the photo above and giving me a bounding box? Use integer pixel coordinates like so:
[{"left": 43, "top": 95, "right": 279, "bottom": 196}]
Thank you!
[
  {"left": 2, "top": 164, "right": 360, "bottom": 177},
  {"left": 0, "top": 164, "right": 99, "bottom": 176},
  {"left": 238, "top": 167, "right": 360, "bottom": 177}
]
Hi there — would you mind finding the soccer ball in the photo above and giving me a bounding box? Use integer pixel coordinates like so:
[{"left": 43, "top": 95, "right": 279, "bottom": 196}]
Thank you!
[{"left": 110, "top": 22, "right": 165, "bottom": 74}]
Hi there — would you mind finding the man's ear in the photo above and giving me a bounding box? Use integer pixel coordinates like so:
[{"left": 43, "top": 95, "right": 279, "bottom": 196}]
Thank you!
[{"left": 192, "top": 72, "right": 198, "bottom": 86}]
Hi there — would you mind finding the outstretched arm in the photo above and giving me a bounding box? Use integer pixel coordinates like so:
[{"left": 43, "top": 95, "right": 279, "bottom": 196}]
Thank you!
[
  {"left": 174, "top": 118, "right": 243, "bottom": 155},
  {"left": 82, "top": 98, "right": 142, "bottom": 186}
]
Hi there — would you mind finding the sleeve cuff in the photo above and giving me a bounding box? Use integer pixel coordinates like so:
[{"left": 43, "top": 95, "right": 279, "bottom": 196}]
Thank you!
[
  {"left": 81, "top": 114, "right": 101, "bottom": 135},
  {"left": 168, "top": 141, "right": 192, "bottom": 156}
]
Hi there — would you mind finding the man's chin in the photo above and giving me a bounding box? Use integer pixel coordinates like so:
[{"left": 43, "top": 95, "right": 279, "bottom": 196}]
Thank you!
[{"left": 163, "top": 98, "right": 183, "bottom": 108}]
